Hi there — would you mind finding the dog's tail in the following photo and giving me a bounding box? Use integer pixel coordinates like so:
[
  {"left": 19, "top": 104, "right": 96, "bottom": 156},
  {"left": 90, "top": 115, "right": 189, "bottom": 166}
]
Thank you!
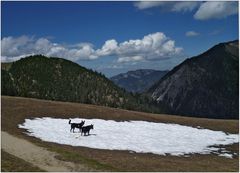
[{"left": 69, "top": 119, "right": 71, "bottom": 124}]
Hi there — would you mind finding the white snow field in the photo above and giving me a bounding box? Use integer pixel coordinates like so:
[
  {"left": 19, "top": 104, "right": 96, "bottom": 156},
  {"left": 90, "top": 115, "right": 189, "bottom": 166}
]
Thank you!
[{"left": 19, "top": 117, "right": 239, "bottom": 158}]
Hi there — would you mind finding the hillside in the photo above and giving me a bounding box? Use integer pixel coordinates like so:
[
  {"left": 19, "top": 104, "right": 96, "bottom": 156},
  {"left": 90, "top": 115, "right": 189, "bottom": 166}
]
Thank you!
[
  {"left": 110, "top": 69, "right": 168, "bottom": 93},
  {"left": 2, "top": 96, "right": 239, "bottom": 172},
  {"left": 148, "top": 40, "right": 239, "bottom": 119},
  {"left": 1, "top": 55, "right": 160, "bottom": 113}
]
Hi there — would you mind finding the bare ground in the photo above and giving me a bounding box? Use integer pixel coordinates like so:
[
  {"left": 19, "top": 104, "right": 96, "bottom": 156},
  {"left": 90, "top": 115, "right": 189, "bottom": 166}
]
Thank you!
[
  {"left": 1, "top": 96, "right": 239, "bottom": 171},
  {"left": 1, "top": 131, "right": 94, "bottom": 172}
]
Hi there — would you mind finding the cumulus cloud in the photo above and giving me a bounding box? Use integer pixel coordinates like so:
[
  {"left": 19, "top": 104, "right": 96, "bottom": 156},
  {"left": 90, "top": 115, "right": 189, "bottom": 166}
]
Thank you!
[
  {"left": 134, "top": 1, "right": 200, "bottom": 12},
  {"left": 171, "top": 1, "right": 200, "bottom": 12},
  {"left": 134, "top": 1, "right": 238, "bottom": 20},
  {"left": 1, "top": 36, "right": 34, "bottom": 57},
  {"left": 115, "top": 32, "right": 182, "bottom": 62},
  {"left": 1, "top": 36, "right": 97, "bottom": 62},
  {"left": 185, "top": 31, "right": 200, "bottom": 37},
  {"left": 95, "top": 39, "right": 118, "bottom": 56},
  {"left": 1, "top": 32, "right": 183, "bottom": 63},
  {"left": 194, "top": 1, "right": 238, "bottom": 20}
]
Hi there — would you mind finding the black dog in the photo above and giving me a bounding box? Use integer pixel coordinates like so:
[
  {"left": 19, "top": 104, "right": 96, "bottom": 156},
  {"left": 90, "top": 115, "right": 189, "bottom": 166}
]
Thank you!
[
  {"left": 81, "top": 124, "right": 94, "bottom": 136},
  {"left": 69, "top": 119, "right": 85, "bottom": 133}
]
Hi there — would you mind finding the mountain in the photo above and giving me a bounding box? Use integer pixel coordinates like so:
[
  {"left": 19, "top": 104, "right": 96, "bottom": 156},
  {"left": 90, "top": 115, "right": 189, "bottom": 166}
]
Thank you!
[
  {"left": 148, "top": 40, "right": 239, "bottom": 119},
  {"left": 110, "top": 69, "right": 168, "bottom": 93},
  {"left": 1, "top": 55, "right": 161, "bottom": 113}
]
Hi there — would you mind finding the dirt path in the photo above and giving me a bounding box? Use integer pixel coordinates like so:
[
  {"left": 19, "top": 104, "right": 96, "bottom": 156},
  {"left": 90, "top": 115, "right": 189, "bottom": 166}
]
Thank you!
[{"left": 1, "top": 131, "right": 93, "bottom": 172}]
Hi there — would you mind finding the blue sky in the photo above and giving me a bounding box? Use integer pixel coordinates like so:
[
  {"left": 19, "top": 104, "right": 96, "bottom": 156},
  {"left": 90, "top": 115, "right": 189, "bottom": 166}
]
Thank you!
[{"left": 1, "top": 1, "right": 239, "bottom": 77}]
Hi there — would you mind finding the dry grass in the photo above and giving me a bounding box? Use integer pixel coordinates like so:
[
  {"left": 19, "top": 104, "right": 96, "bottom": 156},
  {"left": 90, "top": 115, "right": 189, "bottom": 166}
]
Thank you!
[
  {"left": 1, "top": 96, "right": 239, "bottom": 171},
  {"left": 1, "top": 150, "right": 44, "bottom": 172}
]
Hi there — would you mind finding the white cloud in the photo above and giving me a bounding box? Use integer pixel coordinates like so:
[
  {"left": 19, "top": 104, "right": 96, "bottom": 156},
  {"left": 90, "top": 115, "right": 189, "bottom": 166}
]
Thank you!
[
  {"left": 134, "top": 1, "right": 200, "bottom": 12},
  {"left": 134, "top": 1, "right": 165, "bottom": 10},
  {"left": 1, "top": 33, "right": 183, "bottom": 63},
  {"left": 117, "top": 56, "right": 144, "bottom": 63},
  {"left": 194, "top": 1, "right": 238, "bottom": 20},
  {"left": 185, "top": 31, "right": 200, "bottom": 37},
  {"left": 171, "top": 2, "right": 200, "bottom": 12},
  {"left": 95, "top": 39, "right": 118, "bottom": 56},
  {"left": 1, "top": 36, "right": 34, "bottom": 57},
  {"left": 1, "top": 36, "right": 97, "bottom": 62},
  {"left": 134, "top": 1, "right": 238, "bottom": 20},
  {"left": 115, "top": 32, "right": 182, "bottom": 63},
  {"left": 1, "top": 54, "right": 34, "bottom": 62}
]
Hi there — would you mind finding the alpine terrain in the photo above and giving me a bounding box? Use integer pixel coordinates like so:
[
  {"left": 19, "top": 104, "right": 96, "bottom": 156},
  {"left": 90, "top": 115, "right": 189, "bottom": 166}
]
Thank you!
[
  {"left": 148, "top": 40, "right": 239, "bottom": 119},
  {"left": 1, "top": 55, "right": 160, "bottom": 113}
]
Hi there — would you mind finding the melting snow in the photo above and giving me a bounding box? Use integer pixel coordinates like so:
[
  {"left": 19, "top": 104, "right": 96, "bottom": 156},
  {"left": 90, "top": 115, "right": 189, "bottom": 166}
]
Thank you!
[
  {"left": 218, "top": 153, "right": 233, "bottom": 159},
  {"left": 18, "top": 117, "right": 239, "bottom": 158}
]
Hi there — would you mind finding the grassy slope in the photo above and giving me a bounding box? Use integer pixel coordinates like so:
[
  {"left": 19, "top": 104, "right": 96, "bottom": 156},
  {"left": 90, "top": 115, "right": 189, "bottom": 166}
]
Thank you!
[
  {"left": 1, "top": 96, "right": 239, "bottom": 171},
  {"left": 1, "top": 150, "right": 44, "bottom": 172}
]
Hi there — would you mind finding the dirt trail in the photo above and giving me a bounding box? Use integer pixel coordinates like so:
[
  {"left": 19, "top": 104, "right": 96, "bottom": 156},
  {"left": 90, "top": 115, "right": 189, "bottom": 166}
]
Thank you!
[{"left": 1, "top": 131, "right": 93, "bottom": 172}]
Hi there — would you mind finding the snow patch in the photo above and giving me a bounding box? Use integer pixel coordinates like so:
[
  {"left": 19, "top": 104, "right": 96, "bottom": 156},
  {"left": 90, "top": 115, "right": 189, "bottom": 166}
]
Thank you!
[
  {"left": 18, "top": 117, "right": 238, "bottom": 158},
  {"left": 218, "top": 153, "right": 233, "bottom": 159}
]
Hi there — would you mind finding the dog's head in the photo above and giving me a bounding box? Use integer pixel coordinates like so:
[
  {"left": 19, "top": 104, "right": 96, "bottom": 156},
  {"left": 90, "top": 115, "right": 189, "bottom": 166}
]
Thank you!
[{"left": 91, "top": 124, "right": 94, "bottom": 129}]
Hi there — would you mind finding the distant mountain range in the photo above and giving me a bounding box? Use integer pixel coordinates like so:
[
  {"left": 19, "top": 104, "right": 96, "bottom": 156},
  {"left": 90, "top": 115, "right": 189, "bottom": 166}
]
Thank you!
[
  {"left": 110, "top": 69, "right": 168, "bottom": 93},
  {"left": 148, "top": 40, "right": 239, "bottom": 119},
  {"left": 1, "top": 55, "right": 161, "bottom": 113}
]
